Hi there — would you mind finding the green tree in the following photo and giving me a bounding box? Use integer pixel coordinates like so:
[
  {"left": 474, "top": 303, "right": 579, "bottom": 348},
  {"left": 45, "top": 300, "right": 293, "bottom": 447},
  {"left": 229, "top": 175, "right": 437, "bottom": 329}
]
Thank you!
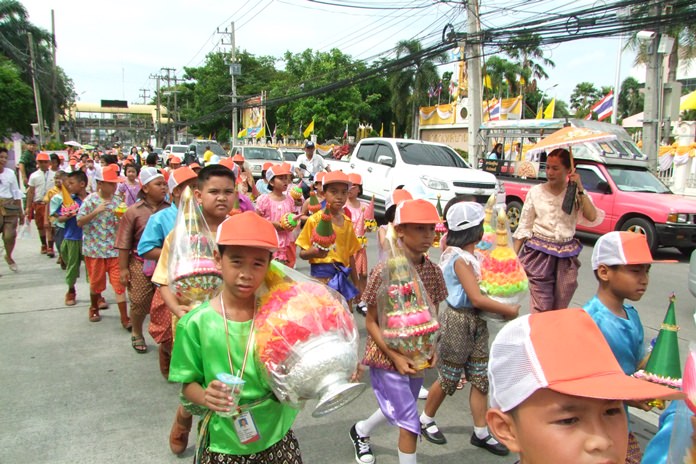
[
  {"left": 618, "top": 77, "right": 644, "bottom": 119},
  {"left": 0, "top": 0, "right": 74, "bottom": 139},
  {"left": 0, "top": 56, "right": 33, "bottom": 136},
  {"left": 269, "top": 48, "right": 373, "bottom": 141},
  {"left": 482, "top": 56, "right": 521, "bottom": 100},
  {"left": 504, "top": 32, "right": 556, "bottom": 118},
  {"left": 570, "top": 82, "right": 601, "bottom": 118},
  {"left": 389, "top": 39, "right": 446, "bottom": 137}
]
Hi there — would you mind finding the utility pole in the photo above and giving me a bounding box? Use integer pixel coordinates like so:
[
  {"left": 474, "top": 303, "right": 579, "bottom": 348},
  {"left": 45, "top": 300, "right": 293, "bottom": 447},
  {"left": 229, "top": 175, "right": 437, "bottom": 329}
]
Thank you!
[
  {"left": 139, "top": 88, "right": 150, "bottom": 105},
  {"left": 27, "top": 32, "right": 45, "bottom": 148},
  {"left": 161, "top": 67, "right": 175, "bottom": 146},
  {"left": 51, "top": 10, "right": 60, "bottom": 142},
  {"left": 219, "top": 23, "right": 239, "bottom": 144},
  {"left": 465, "top": 0, "right": 483, "bottom": 168},
  {"left": 149, "top": 73, "right": 161, "bottom": 147},
  {"left": 171, "top": 75, "right": 179, "bottom": 143},
  {"left": 642, "top": 1, "right": 661, "bottom": 173}
]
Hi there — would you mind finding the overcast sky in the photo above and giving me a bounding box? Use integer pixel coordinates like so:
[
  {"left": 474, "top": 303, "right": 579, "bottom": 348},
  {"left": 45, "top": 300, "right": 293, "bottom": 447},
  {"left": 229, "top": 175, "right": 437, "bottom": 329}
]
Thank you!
[{"left": 21, "top": 0, "right": 642, "bottom": 107}]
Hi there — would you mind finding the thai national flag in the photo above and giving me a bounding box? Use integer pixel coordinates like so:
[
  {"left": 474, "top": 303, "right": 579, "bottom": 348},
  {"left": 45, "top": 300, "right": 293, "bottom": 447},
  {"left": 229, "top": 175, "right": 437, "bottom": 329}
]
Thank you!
[
  {"left": 489, "top": 100, "right": 501, "bottom": 121},
  {"left": 589, "top": 91, "right": 614, "bottom": 121}
]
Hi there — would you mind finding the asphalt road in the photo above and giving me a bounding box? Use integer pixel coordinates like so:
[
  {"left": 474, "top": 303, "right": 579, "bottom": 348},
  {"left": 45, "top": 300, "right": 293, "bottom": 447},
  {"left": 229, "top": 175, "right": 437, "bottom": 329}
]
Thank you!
[{"left": 0, "top": 231, "right": 691, "bottom": 464}]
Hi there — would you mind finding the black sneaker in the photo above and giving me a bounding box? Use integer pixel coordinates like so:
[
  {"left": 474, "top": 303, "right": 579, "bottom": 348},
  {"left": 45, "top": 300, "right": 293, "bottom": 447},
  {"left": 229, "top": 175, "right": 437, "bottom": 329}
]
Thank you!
[
  {"left": 470, "top": 432, "right": 510, "bottom": 456},
  {"left": 421, "top": 420, "right": 447, "bottom": 445},
  {"left": 349, "top": 424, "right": 375, "bottom": 464}
]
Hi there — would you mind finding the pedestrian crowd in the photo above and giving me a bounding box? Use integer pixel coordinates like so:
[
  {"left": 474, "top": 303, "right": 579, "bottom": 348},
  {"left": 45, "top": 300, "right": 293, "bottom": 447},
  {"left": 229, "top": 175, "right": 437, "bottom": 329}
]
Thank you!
[{"left": 0, "top": 140, "right": 687, "bottom": 464}]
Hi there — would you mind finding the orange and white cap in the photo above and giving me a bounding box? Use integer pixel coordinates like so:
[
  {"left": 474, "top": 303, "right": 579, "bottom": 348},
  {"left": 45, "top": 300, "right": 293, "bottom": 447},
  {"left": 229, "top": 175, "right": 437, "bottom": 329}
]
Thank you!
[
  {"left": 36, "top": 152, "right": 50, "bottom": 162},
  {"left": 95, "top": 165, "right": 123, "bottom": 183},
  {"left": 216, "top": 211, "right": 279, "bottom": 251},
  {"left": 322, "top": 171, "right": 351, "bottom": 188},
  {"left": 393, "top": 199, "right": 440, "bottom": 225},
  {"left": 348, "top": 173, "right": 362, "bottom": 186},
  {"left": 314, "top": 172, "right": 325, "bottom": 184},
  {"left": 262, "top": 162, "right": 274, "bottom": 172},
  {"left": 188, "top": 162, "right": 201, "bottom": 170},
  {"left": 232, "top": 153, "right": 245, "bottom": 162},
  {"left": 591, "top": 231, "right": 671, "bottom": 270},
  {"left": 168, "top": 167, "right": 197, "bottom": 193},
  {"left": 169, "top": 156, "right": 182, "bottom": 165},
  {"left": 489, "top": 309, "right": 684, "bottom": 412},
  {"left": 385, "top": 188, "right": 413, "bottom": 211},
  {"left": 266, "top": 163, "right": 292, "bottom": 181}
]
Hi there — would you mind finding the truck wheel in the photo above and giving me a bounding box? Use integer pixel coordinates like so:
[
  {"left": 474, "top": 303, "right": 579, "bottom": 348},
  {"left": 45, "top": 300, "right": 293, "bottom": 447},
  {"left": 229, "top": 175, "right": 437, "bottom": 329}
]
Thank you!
[
  {"left": 620, "top": 218, "right": 657, "bottom": 252},
  {"left": 506, "top": 201, "right": 523, "bottom": 232}
]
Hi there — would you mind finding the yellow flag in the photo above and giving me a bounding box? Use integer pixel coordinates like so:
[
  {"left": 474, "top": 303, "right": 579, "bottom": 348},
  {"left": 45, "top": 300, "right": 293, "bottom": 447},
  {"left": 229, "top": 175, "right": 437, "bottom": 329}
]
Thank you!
[
  {"left": 535, "top": 105, "right": 543, "bottom": 119},
  {"left": 543, "top": 98, "right": 555, "bottom": 119},
  {"left": 255, "top": 127, "right": 265, "bottom": 139},
  {"left": 237, "top": 128, "right": 247, "bottom": 138},
  {"left": 483, "top": 75, "right": 492, "bottom": 90},
  {"left": 303, "top": 120, "right": 314, "bottom": 138},
  {"left": 380, "top": 123, "right": 384, "bottom": 137}
]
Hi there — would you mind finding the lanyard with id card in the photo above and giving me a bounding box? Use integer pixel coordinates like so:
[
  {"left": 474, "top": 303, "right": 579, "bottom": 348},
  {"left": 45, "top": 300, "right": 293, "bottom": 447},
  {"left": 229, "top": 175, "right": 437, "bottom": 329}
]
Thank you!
[{"left": 220, "top": 294, "right": 261, "bottom": 444}]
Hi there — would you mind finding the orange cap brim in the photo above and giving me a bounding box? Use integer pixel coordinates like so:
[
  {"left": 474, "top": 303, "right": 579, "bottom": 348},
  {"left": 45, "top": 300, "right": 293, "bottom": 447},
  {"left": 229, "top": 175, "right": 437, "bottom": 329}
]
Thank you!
[{"left": 549, "top": 372, "right": 684, "bottom": 402}]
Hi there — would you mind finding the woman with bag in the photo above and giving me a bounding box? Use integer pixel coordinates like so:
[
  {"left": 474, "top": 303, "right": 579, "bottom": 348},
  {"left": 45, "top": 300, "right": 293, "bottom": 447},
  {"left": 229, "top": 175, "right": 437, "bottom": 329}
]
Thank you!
[{"left": 0, "top": 148, "right": 24, "bottom": 273}]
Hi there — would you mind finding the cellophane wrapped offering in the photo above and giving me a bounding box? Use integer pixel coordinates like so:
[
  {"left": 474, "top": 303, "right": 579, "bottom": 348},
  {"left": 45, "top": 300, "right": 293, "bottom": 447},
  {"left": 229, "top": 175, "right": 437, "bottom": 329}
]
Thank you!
[
  {"left": 307, "top": 191, "right": 322, "bottom": 214},
  {"left": 479, "top": 208, "right": 529, "bottom": 313},
  {"left": 289, "top": 185, "right": 304, "bottom": 202},
  {"left": 475, "top": 194, "right": 497, "bottom": 256},
  {"left": 364, "top": 195, "right": 377, "bottom": 232},
  {"left": 255, "top": 261, "right": 365, "bottom": 417},
  {"left": 59, "top": 184, "right": 79, "bottom": 216},
  {"left": 311, "top": 207, "right": 336, "bottom": 252},
  {"left": 168, "top": 186, "right": 222, "bottom": 304},
  {"left": 114, "top": 201, "right": 128, "bottom": 219},
  {"left": 280, "top": 212, "right": 298, "bottom": 231},
  {"left": 378, "top": 225, "right": 439, "bottom": 371},
  {"left": 678, "top": 343, "right": 696, "bottom": 463}
]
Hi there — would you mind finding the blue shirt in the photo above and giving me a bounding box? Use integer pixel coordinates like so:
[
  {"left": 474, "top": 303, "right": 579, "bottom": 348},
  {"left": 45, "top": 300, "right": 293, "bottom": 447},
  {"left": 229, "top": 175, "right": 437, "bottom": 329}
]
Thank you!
[
  {"left": 137, "top": 203, "right": 177, "bottom": 256},
  {"left": 442, "top": 249, "right": 478, "bottom": 309},
  {"left": 583, "top": 295, "right": 644, "bottom": 376},
  {"left": 63, "top": 196, "right": 83, "bottom": 241},
  {"left": 255, "top": 178, "right": 270, "bottom": 195}
]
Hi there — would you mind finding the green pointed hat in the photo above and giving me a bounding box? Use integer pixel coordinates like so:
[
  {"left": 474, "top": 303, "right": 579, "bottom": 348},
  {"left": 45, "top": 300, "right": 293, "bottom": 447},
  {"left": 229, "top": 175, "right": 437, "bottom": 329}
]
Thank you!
[
  {"left": 436, "top": 194, "right": 443, "bottom": 218},
  {"left": 644, "top": 293, "right": 682, "bottom": 382},
  {"left": 309, "top": 191, "right": 319, "bottom": 206},
  {"left": 315, "top": 208, "right": 334, "bottom": 237}
]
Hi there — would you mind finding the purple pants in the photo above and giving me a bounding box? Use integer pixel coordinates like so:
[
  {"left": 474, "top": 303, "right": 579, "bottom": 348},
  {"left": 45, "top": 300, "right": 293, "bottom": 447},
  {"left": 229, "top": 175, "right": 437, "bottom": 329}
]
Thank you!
[{"left": 369, "top": 367, "right": 423, "bottom": 435}]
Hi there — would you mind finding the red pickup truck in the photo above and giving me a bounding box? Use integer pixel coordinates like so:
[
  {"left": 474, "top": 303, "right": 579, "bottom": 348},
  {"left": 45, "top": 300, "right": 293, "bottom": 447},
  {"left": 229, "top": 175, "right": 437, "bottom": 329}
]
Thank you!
[{"left": 501, "top": 156, "right": 696, "bottom": 255}]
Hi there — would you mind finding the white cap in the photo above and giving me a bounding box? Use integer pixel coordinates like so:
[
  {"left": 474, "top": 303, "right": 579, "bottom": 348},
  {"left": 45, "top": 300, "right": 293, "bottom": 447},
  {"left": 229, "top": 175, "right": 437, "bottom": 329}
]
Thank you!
[
  {"left": 445, "top": 202, "right": 485, "bottom": 231},
  {"left": 489, "top": 309, "right": 684, "bottom": 412},
  {"left": 591, "top": 231, "right": 668, "bottom": 270},
  {"left": 139, "top": 167, "right": 164, "bottom": 186}
]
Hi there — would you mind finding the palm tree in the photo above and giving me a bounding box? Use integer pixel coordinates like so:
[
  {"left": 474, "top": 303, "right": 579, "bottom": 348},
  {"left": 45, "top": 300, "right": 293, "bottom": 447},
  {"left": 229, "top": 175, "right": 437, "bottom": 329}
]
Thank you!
[
  {"left": 482, "top": 56, "right": 521, "bottom": 100},
  {"left": 389, "top": 39, "right": 447, "bottom": 137},
  {"left": 570, "top": 82, "right": 601, "bottom": 118},
  {"left": 504, "top": 32, "right": 556, "bottom": 118}
]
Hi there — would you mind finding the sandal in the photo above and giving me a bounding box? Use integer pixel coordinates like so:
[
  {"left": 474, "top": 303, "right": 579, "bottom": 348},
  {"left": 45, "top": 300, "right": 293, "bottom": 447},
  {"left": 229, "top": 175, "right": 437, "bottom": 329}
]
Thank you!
[
  {"left": 456, "top": 377, "right": 467, "bottom": 390},
  {"left": 65, "top": 292, "right": 76, "bottom": 306},
  {"left": 131, "top": 335, "right": 148, "bottom": 354},
  {"left": 89, "top": 307, "right": 102, "bottom": 322},
  {"left": 97, "top": 297, "right": 109, "bottom": 310}
]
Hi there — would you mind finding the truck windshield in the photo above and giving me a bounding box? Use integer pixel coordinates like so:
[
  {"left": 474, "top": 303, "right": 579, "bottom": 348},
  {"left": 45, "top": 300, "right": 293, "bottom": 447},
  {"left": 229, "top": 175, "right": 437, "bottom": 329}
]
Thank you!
[
  {"left": 398, "top": 143, "right": 468, "bottom": 168},
  {"left": 607, "top": 166, "right": 671, "bottom": 193},
  {"left": 243, "top": 148, "right": 282, "bottom": 161}
]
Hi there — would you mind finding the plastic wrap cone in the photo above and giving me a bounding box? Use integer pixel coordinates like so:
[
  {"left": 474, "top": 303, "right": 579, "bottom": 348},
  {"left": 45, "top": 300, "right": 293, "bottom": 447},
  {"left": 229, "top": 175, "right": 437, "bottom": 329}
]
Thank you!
[
  {"left": 479, "top": 208, "right": 528, "bottom": 303},
  {"left": 311, "top": 207, "right": 336, "bottom": 251},
  {"left": 61, "top": 184, "right": 74, "bottom": 207},
  {"left": 308, "top": 191, "right": 322, "bottom": 214},
  {"left": 643, "top": 294, "right": 682, "bottom": 386}
]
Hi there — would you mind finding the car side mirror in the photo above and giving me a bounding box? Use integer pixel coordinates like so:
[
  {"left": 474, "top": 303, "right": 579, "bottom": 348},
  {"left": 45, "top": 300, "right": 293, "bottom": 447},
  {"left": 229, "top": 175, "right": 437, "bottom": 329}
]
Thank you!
[
  {"left": 596, "top": 181, "right": 611, "bottom": 194},
  {"left": 377, "top": 155, "right": 395, "bottom": 167}
]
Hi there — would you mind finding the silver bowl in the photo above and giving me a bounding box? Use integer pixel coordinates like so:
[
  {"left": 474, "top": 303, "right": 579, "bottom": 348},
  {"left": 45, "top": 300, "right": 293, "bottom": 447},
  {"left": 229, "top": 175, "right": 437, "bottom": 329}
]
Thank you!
[{"left": 274, "top": 331, "right": 365, "bottom": 417}]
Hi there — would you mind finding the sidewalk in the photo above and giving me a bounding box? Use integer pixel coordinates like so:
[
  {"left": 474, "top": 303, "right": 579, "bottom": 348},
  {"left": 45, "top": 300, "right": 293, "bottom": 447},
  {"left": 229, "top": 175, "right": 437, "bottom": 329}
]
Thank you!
[{"left": 0, "top": 234, "right": 660, "bottom": 463}]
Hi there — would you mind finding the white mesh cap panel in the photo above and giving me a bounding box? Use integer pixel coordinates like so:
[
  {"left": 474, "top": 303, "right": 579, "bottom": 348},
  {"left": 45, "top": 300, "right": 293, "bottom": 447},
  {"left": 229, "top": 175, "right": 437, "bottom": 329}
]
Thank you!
[
  {"left": 591, "top": 232, "right": 625, "bottom": 270},
  {"left": 489, "top": 315, "right": 547, "bottom": 412}
]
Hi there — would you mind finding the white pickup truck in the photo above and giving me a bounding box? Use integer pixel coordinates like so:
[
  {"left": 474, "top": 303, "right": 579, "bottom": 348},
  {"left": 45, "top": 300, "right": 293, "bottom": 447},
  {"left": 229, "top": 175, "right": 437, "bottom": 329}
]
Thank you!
[{"left": 346, "top": 138, "right": 503, "bottom": 215}]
